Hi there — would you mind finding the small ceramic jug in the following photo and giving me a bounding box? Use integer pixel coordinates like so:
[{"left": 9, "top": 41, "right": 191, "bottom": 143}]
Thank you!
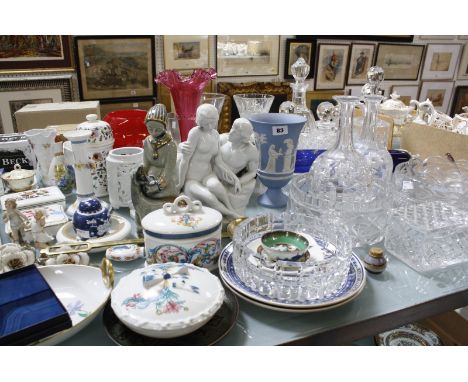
[{"left": 410, "top": 99, "right": 436, "bottom": 125}]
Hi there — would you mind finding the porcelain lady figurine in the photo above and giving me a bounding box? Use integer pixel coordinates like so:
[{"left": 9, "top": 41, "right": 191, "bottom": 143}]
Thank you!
[
  {"left": 2, "top": 198, "right": 30, "bottom": 244},
  {"left": 131, "top": 104, "right": 178, "bottom": 231},
  {"left": 217, "top": 118, "right": 259, "bottom": 215},
  {"left": 31, "top": 209, "right": 53, "bottom": 249},
  {"left": 177, "top": 104, "right": 240, "bottom": 219}
]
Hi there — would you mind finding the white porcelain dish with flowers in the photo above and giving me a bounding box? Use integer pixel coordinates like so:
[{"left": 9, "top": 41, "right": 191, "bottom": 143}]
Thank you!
[{"left": 111, "top": 262, "right": 225, "bottom": 338}]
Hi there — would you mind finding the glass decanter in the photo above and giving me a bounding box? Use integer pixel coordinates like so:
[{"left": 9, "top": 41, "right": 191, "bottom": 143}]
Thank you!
[{"left": 305, "top": 96, "right": 382, "bottom": 246}]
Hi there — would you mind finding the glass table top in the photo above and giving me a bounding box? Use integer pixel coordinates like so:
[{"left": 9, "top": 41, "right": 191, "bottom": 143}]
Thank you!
[{"left": 1, "top": 194, "right": 467, "bottom": 345}]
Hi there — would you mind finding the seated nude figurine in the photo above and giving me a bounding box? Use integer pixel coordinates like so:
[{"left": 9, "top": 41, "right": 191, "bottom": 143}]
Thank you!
[
  {"left": 177, "top": 104, "right": 241, "bottom": 219},
  {"left": 217, "top": 118, "right": 259, "bottom": 215},
  {"left": 131, "top": 104, "right": 177, "bottom": 232}
]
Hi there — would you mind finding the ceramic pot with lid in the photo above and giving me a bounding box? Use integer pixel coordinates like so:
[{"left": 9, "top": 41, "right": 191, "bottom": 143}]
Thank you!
[
  {"left": 111, "top": 262, "right": 225, "bottom": 338},
  {"left": 77, "top": 114, "right": 114, "bottom": 197},
  {"left": 141, "top": 195, "right": 222, "bottom": 270},
  {"left": 1, "top": 164, "right": 35, "bottom": 192},
  {"left": 72, "top": 198, "right": 111, "bottom": 239},
  {"left": 379, "top": 93, "right": 413, "bottom": 125}
]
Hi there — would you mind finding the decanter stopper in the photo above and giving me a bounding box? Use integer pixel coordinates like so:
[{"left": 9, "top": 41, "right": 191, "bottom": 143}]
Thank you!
[
  {"left": 361, "top": 66, "right": 385, "bottom": 96},
  {"left": 291, "top": 57, "right": 309, "bottom": 83}
]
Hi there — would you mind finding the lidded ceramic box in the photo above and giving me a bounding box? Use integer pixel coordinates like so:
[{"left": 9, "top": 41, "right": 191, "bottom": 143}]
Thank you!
[
  {"left": 77, "top": 114, "right": 114, "bottom": 197},
  {"left": 141, "top": 195, "right": 222, "bottom": 270},
  {"left": 0, "top": 186, "right": 65, "bottom": 211},
  {"left": 111, "top": 262, "right": 225, "bottom": 338}
]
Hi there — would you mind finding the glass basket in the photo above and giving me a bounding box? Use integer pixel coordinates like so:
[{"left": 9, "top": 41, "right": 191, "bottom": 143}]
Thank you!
[{"left": 231, "top": 212, "right": 353, "bottom": 301}]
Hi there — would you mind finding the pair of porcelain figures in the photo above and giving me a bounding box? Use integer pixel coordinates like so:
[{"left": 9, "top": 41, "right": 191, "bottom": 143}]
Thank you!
[{"left": 131, "top": 103, "right": 259, "bottom": 228}]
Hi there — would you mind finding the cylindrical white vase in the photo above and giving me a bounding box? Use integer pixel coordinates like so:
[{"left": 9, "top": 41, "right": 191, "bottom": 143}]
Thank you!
[{"left": 106, "top": 147, "right": 143, "bottom": 209}]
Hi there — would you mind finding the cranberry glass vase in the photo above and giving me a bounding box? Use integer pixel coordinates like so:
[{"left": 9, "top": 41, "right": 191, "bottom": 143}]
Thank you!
[{"left": 156, "top": 68, "right": 217, "bottom": 142}]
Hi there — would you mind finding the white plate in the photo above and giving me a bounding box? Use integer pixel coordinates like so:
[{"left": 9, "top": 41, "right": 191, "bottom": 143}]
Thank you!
[
  {"left": 56, "top": 214, "right": 131, "bottom": 253},
  {"left": 218, "top": 242, "right": 366, "bottom": 312},
  {"left": 32, "top": 264, "right": 111, "bottom": 345}
]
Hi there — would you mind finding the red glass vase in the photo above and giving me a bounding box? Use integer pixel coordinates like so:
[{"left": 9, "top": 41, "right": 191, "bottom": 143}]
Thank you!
[{"left": 156, "top": 68, "right": 217, "bottom": 142}]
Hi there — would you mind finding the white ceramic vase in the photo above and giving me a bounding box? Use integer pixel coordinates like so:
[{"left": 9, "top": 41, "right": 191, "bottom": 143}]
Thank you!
[
  {"left": 77, "top": 114, "right": 115, "bottom": 197},
  {"left": 24, "top": 127, "right": 57, "bottom": 186},
  {"left": 106, "top": 147, "right": 143, "bottom": 209}
]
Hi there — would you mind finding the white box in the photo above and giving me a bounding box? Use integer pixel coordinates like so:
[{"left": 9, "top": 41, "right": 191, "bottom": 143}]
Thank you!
[{"left": 1, "top": 186, "right": 66, "bottom": 211}]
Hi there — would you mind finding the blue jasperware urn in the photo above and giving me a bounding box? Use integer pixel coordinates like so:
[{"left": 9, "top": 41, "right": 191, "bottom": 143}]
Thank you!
[
  {"left": 248, "top": 113, "right": 307, "bottom": 208},
  {"left": 73, "top": 198, "right": 111, "bottom": 239}
]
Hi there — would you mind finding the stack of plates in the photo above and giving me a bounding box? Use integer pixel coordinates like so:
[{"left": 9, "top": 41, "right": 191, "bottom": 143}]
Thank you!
[{"left": 218, "top": 242, "right": 366, "bottom": 313}]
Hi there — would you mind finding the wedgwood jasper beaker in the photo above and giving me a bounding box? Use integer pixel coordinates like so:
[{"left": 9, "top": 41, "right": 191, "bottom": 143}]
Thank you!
[{"left": 248, "top": 113, "right": 307, "bottom": 208}]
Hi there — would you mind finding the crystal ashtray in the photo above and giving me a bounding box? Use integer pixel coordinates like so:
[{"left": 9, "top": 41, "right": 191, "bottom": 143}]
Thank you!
[
  {"left": 384, "top": 201, "right": 468, "bottom": 273},
  {"left": 231, "top": 213, "right": 354, "bottom": 301}
]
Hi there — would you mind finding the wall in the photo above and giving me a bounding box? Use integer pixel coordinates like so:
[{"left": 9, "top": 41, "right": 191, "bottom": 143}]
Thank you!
[{"left": 155, "top": 35, "right": 468, "bottom": 115}]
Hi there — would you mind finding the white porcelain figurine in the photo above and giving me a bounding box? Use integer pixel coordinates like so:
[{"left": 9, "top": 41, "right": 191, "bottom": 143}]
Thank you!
[
  {"left": 217, "top": 118, "right": 259, "bottom": 215},
  {"left": 177, "top": 104, "right": 241, "bottom": 219}
]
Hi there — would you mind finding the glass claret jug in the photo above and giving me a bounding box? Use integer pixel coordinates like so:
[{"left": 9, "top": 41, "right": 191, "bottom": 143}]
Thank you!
[{"left": 307, "top": 96, "right": 385, "bottom": 246}]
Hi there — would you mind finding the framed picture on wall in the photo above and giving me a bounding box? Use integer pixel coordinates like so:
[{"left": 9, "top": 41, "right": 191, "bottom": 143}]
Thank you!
[
  {"left": 450, "top": 86, "right": 468, "bottom": 115},
  {"left": 375, "top": 43, "right": 425, "bottom": 80},
  {"left": 419, "top": 81, "right": 454, "bottom": 113},
  {"left": 421, "top": 44, "right": 461, "bottom": 80},
  {"left": 346, "top": 43, "right": 375, "bottom": 85},
  {"left": 314, "top": 43, "right": 350, "bottom": 90},
  {"left": 216, "top": 35, "right": 280, "bottom": 77},
  {"left": 391, "top": 85, "right": 420, "bottom": 105},
  {"left": 163, "top": 35, "right": 209, "bottom": 71},
  {"left": 419, "top": 35, "right": 456, "bottom": 40},
  {"left": 284, "top": 38, "right": 316, "bottom": 79},
  {"left": 0, "top": 74, "right": 74, "bottom": 134},
  {"left": 457, "top": 44, "right": 468, "bottom": 80},
  {"left": 297, "top": 35, "right": 414, "bottom": 43},
  {"left": 75, "top": 35, "right": 156, "bottom": 101},
  {"left": 0, "top": 36, "right": 73, "bottom": 72}
]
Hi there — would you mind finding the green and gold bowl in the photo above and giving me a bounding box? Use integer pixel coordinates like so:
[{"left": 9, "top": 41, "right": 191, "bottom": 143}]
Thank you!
[{"left": 260, "top": 230, "right": 309, "bottom": 262}]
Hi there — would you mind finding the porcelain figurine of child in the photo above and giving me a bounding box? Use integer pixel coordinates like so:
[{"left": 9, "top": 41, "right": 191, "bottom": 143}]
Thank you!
[
  {"left": 217, "top": 118, "right": 259, "bottom": 215},
  {"left": 131, "top": 104, "right": 178, "bottom": 232},
  {"left": 2, "top": 198, "right": 30, "bottom": 244},
  {"left": 31, "top": 209, "right": 53, "bottom": 249},
  {"left": 177, "top": 104, "right": 241, "bottom": 219}
]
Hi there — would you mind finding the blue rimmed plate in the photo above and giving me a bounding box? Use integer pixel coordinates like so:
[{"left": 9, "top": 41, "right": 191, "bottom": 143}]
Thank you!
[{"left": 218, "top": 242, "right": 366, "bottom": 312}]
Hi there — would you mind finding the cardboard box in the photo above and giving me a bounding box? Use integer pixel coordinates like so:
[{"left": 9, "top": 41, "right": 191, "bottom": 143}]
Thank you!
[
  {"left": 401, "top": 122, "right": 468, "bottom": 160},
  {"left": 14, "top": 101, "right": 100, "bottom": 132}
]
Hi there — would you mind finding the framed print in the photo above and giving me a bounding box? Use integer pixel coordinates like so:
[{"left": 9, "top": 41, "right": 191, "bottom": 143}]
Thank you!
[
  {"left": 314, "top": 43, "right": 350, "bottom": 90},
  {"left": 284, "top": 38, "right": 316, "bottom": 79},
  {"left": 297, "top": 35, "right": 414, "bottom": 43},
  {"left": 163, "top": 35, "right": 209, "bottom": 71},
  {"left": 422, "top": 44, "right": 461, "bottom": 80},
  {"left": 75, "top": 36, "right": 156, "bottom": 101},
  {"left": 419, "top": 81, "right": 454, "bottom": 113},
  {"left": 99, "top": 98, "right": 154, "bottom": 118},
  {"left": 391, "top": 85, "right": 420, "bottom": 105},
  {"left": 0, "top": 36, "right": 73, "bottom": 72},
  {"left": 0, "top": 74, "right": 73, "bottom": 134},
  {"left": 375, "top": 43, "right": 425, "bottom": 80},
  {"left": 457, "top": 44, "right": 468, "bottom": 80},
  {"left": 346, "top": 43, "right": 375, "bottom": 85},
  {"left": 216, "top": 35, "right": 280, "bottom": 77},
  {"left": 450, "top": 86, "right": 468, "bottom": 115}
]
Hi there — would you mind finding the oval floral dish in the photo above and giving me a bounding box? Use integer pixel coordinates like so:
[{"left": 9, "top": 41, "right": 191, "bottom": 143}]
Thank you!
[
  {"left": 375, "top": 323, "right": 443, "bottom": 346},
  {"left": 111, "top": 262, "right": 225, "bottom": 338}
]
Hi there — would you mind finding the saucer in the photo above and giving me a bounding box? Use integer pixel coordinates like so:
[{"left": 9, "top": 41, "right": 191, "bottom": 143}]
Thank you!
[
  {"left": 375, "top": 323, "right": 443, "bottom": 346},
  {"left": 56, "top": 214, "right": 132, "bottom": 253}
]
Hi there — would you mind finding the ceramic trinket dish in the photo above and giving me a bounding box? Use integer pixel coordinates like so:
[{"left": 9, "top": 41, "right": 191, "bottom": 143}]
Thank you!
[
  {"left": 1, "top": 164, "right": 35, "bottom": 192},
  {"left": 77, "top": 114, "right": 115, "bottom": 197},
  {"left": 375, "top": 323, "right": 442, "bottom": 346},
  {"left": 260, "top": 230, "right": 309, "bottom": 262},
  {"left": 142, "top": 195, "right": 222, "bottom": 270},
  {"left": 111, "top": 262, "right": 225, "bottom": 338},
  {"left": 106, "top": 244, "right": 143, "bottom": 262}
]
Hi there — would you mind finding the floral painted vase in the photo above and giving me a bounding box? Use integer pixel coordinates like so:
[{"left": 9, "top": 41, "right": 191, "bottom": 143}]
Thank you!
[{"left": 77, "top": 114, "right": 115, "bottom": 197}]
